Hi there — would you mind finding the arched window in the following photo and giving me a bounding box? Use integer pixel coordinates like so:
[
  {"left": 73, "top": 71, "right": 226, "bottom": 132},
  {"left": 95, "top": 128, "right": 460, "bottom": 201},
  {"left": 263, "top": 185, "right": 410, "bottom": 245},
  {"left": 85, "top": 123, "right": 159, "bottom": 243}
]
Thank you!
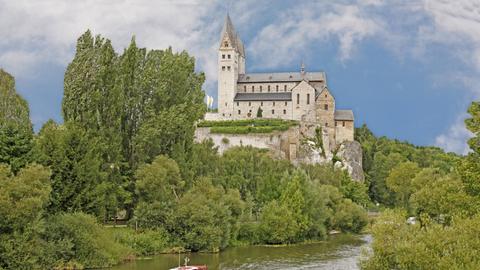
[
  {"left": 324, "top": 104, "right": 328, "bottom": 110},
  {"left": 224, "top": 41, "right": 228, "bottom": 47}
]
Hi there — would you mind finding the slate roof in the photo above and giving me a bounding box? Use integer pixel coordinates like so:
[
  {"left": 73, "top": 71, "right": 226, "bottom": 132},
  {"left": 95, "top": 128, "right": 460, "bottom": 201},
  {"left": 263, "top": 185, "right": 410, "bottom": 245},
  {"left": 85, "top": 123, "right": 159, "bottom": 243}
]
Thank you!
[
  {"left": 237, "top": 72, "right": 326, "bottom": 83},
  {"left": 220, "top": 14, "right": 245, "bottom": 57},
  {"left": 334, "top": 110, "right": 354, "bottom": 121},
  {"left": 234, "top": 92, "right": 292, "bottom": 101}
]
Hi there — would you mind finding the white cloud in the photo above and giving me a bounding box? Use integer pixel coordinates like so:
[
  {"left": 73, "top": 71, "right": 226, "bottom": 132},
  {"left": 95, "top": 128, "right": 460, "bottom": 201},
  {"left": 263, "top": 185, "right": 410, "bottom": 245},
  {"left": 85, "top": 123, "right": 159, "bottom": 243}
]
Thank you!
[
  {"left": 249, "top": 2, "right": 381, "bottom": 68},
  {"left": 435, "top": 113, "right": 473, "bottom": 155},
  {"left": 0, "top": 0, "right": 479, "bottom": 153},
  {"left": 421, "top": 0, "right": 480, "bottom": 71},
  {"left": 0, "top": 0, "right": 221, "bottom": 82}
]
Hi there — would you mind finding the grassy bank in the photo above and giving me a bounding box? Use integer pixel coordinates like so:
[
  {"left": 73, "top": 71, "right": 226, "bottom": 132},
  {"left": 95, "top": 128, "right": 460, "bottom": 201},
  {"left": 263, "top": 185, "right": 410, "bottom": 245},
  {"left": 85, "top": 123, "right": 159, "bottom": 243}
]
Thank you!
[{"left": 197, "top": 119, "right": 298, "bottom": 134}]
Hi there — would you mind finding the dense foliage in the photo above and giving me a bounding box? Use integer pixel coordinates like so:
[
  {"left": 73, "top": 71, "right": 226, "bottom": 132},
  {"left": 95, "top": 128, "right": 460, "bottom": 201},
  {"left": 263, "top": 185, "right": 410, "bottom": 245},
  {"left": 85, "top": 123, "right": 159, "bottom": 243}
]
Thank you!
[
  {"left": 355, "top": 124, "right": 460, "bottom": 208},
  {"left": 3, "top": 28, "right": 478, "bottom": 269},
  {"left": 362, "top": 210, "right": 480, "bottom": 269},
  {"left": 361, "top": 101, "right": 480, "bottom": 269},
  {"left": 132, "top": 146, "right": 368, "bottom": 250},
  {"left": 0, "top": 33, "right": 369, "bottom": 269}
]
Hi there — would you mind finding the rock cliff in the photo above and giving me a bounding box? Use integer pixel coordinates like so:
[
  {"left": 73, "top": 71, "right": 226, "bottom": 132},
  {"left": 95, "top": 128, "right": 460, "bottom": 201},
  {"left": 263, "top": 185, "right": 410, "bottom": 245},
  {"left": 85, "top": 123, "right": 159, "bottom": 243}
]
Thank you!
[{"left": 194, "top": 126, "right": 364, "bottom": 181}]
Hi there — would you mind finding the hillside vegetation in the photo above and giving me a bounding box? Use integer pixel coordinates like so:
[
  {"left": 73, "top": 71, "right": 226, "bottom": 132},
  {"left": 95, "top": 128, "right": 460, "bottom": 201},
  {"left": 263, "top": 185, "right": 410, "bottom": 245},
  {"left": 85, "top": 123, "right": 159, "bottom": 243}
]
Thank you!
[
  {"left": 1, "top": 29, "right": 480, "bottom": 270},
  {"left": 0, "top": 32, "right": 367, "bottom": 270}
]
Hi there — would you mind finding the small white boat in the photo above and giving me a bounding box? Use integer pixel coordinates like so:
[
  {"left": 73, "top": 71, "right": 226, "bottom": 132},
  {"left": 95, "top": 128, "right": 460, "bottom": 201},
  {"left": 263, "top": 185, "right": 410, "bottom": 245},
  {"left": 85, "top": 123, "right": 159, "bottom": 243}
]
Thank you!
[
  {"left": 169, "top": 266, "right": 207, "bottom": 270},
  {"left": 169, "top": 256, "right": 207, "bottom": 270}
]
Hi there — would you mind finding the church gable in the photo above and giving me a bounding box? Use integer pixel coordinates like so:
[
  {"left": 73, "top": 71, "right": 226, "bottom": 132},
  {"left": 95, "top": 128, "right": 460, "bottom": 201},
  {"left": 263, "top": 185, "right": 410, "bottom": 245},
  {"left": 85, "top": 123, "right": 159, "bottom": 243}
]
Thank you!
[
  {"left": 317, "top": 87, "right": 335, "bottom": 102},
  {"left": 292, "top": 80, "right": 315, "bottom": 93}
]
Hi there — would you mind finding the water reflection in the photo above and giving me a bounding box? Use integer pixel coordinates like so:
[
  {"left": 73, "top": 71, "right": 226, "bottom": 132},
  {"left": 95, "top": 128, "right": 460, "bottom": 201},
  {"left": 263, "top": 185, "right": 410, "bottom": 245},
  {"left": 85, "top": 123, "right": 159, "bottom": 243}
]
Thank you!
[{"left": 111, "top": 234, "right": 371, "bottom": 270}]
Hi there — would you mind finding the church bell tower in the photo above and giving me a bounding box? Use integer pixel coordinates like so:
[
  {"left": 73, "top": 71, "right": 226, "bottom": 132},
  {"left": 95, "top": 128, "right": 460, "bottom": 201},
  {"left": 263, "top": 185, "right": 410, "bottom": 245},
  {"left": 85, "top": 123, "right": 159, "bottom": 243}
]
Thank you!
[{"left": 217, "top": 14, "right": 245, "bottom": 117}]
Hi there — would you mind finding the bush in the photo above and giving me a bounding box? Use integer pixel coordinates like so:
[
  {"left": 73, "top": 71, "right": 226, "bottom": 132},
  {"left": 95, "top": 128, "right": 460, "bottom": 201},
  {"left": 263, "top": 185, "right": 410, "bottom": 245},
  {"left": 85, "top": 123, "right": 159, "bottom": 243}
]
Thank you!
[
  {"left": 332, "top": 199, "right": 368, "bottom": 233},
  {"left": 237, "top": 222, "right": 261, "bottom": 244},
  {"left": 111, "top": 227, "right": 170, "bottom": 256},
  {"left": 43, "top": 213, "right": 131, "bottom": 269},
  {"left": 259, "top": 200, "right": 302, "bottom": 244}
]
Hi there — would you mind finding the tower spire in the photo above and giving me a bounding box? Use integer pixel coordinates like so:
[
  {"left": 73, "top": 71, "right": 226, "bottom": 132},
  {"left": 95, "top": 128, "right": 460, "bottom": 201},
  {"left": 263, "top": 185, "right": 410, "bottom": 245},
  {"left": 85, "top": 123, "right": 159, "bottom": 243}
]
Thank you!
[
  {"left": 219, "top": 14, "right": 245, "bottom": 57},
  {"left": 301, "top": 60, "right": 305, "bottom": 75}
]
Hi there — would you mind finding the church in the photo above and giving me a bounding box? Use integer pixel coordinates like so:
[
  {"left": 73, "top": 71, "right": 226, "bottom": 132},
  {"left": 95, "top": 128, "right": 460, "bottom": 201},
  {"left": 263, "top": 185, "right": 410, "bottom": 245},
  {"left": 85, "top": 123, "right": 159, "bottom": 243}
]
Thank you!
[{"left": 214, "top": 15, "right": 354, "bottom": 146}]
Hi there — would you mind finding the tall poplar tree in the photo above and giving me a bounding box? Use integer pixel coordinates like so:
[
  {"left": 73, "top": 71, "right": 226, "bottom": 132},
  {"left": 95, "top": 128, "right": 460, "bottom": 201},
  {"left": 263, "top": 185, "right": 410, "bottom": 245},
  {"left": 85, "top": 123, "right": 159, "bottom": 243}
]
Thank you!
[{"left": 0, "top": 69, "right": 33, "bottom": 173}]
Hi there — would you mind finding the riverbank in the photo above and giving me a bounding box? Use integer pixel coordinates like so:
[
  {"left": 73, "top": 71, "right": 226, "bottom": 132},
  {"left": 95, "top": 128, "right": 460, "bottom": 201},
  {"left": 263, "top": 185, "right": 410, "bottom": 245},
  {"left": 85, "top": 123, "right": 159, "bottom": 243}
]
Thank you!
[
  {"left": 109, "top": 233, "right": 371, "bottom": 270},
  {"left": 107, "top": 225, "right": 370, "bottom": 257}
]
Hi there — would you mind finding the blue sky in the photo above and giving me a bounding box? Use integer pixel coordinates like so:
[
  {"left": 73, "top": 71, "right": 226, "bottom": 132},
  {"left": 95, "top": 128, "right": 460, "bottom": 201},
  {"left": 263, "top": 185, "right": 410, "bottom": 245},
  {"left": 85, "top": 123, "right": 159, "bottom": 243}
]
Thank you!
[{"left": 0, "top": 0, "right": 479, "bottom": 154}]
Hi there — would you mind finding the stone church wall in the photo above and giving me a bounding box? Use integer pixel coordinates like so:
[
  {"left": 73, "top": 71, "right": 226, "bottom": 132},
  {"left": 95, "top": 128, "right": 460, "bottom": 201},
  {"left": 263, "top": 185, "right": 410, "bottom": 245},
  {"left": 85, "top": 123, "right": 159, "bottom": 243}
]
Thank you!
[
  {"left": 335, "top": 120, "right": 354, "bottom": 145},
  {"left": 194, "top": 126, "right": 300, "bottom": 159}
]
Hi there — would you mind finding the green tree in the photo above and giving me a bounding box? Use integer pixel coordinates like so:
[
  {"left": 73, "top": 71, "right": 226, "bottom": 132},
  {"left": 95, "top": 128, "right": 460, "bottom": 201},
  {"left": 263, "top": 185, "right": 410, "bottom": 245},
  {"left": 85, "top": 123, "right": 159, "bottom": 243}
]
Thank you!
[
  {"left": 171, "top": 178, "right": 244, "bottom": 252},
  {"left": 0, "top": 164, "right": 51, "bottom": 232},
  {"left": 369, "top": 152, "right": 406, "bottom": 206},
  {"left": 0, "top": 164, "right": 51, "bottom": 270},
  {"left": 465, "top": 101, "right": 480, "bottom": 153},
  {"left": 0, "top": 69, "right": 33, "bottom": 173},
  {"left": 332, "top": 199, "right": 368, "bottom": 233},
  {"left": 385, "top": 161, "right": 420, "bottom": 209},
  {"left": 410, "top": 175, "right": 478, "bottom": 220},
  {"left": 256, "top": 107, "right": 263, "bottom": 118},
  {"left": 134, "top": 155, "right": 184, "bottom": 229},
  {"left": 34, "top": 121, "right": 118, "bottom": 219},
  {"left": 362, "top": 210, "right": 480, "bottom": 270},
  {"left": 43, "top": 213, "right": 130, "bottom": 269},
  {"left": 458, "top": 101, "right": 480, "bottom": 197},
  {"left": 259, "top": 200, "right": 301, "bottom": 244}
]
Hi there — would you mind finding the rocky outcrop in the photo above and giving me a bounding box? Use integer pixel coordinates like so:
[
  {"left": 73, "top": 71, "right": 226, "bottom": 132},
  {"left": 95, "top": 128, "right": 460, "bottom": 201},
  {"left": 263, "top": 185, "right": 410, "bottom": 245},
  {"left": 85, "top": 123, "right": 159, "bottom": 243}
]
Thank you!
[
  {"left": 194, "top": 126, "right": 364, "bottom": 182},
  {"left": 296, "top": 137, "right": 364, "bottom": 182},
  {"left": 335, "top": 141, "right": 364, "bottom": 182}
]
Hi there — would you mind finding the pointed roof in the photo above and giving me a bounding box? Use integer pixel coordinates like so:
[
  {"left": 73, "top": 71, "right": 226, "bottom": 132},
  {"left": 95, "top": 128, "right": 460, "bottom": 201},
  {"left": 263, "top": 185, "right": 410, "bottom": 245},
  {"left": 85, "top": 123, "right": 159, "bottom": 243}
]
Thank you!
[{"left": 220, "top": 14, "right": 245, "bottom": 57}]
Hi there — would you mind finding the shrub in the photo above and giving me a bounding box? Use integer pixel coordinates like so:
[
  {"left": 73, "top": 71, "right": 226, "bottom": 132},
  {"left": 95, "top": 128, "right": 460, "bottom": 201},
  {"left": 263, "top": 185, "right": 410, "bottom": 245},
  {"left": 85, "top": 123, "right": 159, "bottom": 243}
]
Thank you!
[
  {"left": 43, "top": 213, "right": 131, "bottom": 269},
  {"left": 332, "top": 199, "right": 368, "bottom": 233},
  {"left": 237, "top": 222, "right": 261, "bottom": 244},
  {"left": 111, "top": 227, "right": 170, "bottom": 256}
]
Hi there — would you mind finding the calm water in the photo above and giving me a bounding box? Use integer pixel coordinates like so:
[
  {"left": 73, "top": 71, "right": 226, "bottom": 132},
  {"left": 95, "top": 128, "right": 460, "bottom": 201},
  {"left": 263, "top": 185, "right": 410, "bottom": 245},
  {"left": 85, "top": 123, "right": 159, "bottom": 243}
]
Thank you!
[{"left": 111, "top": 234, "right": 371, "bottom": 270}]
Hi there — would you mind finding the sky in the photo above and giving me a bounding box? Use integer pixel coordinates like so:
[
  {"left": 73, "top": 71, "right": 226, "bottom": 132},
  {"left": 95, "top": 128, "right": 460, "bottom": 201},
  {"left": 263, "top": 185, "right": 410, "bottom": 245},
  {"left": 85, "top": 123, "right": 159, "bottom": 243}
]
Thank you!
[{"left": 0, "top": 0, "right": 479, "bottom": 155}]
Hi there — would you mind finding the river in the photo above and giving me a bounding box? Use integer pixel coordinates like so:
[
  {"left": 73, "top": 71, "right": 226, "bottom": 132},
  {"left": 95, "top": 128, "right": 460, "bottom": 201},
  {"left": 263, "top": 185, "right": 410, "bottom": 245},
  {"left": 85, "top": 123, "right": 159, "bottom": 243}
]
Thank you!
[{"left": 110, "top": 234, "right": 371, "bottom": 270}]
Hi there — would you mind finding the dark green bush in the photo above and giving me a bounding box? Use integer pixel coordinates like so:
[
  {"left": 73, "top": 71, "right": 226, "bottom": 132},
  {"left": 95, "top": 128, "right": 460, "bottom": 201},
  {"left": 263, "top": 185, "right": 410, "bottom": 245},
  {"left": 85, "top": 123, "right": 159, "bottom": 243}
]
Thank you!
[
  {"left": 43, "top": 213, "right": 131, "bottom": 269},
  {"left": 111, "top": 227, "right": 170, "bottom": 256}
]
